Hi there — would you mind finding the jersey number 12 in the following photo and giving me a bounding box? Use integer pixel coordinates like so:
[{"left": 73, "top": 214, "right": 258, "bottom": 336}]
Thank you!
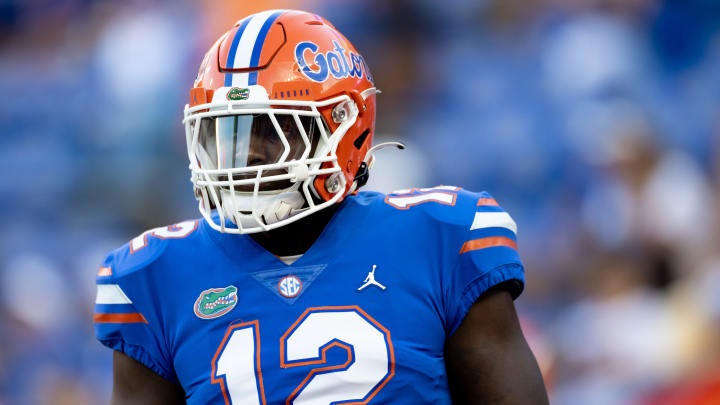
[{"left": 212, "top": 306, "right": 394, "bottom": 405}]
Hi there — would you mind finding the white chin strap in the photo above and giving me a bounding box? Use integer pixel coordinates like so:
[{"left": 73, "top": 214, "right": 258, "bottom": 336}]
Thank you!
[{"left": 219, "top": 189, "right": 306, "bottom": 230}]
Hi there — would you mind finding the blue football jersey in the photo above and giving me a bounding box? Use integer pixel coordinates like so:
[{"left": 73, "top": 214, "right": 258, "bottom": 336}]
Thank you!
[{"left": 94, "top": 187, "right": 525, "bottom": 404}]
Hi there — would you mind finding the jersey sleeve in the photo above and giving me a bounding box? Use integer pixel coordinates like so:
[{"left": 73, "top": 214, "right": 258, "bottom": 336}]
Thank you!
[
  {"left": 93, "top": 246, "right": 177, "bottom": 383},
  {"left": 444, "top": 190, "right": 525, "bottom": 335}
]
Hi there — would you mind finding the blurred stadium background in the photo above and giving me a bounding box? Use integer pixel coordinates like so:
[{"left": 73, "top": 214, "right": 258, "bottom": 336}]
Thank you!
[{"left": 2, "top": 0, "right": 720, "bottom": 404}]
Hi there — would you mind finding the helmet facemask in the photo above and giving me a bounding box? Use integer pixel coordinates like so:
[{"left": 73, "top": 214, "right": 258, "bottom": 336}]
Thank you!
[{"left": 183, "top": 87, "right": 358, "bottom": 234}]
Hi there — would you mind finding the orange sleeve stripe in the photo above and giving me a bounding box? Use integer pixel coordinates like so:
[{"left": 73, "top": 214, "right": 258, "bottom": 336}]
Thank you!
[
  {"left": 460, "top": 236, "right": 517, "bottom": 254},
  {"left": 97, "top": 266, "right": 112, "bottom": 277},
  {"left": 476, "top": 197, "right": 499, "bottom": 206},
  {"left": 93, "top": 313, "right": 148, "bottom": 324}
]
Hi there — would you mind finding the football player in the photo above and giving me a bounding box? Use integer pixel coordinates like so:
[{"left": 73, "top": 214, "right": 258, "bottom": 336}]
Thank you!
[{"left": 94, "top": 9, "right": 549, "bottom": 405}]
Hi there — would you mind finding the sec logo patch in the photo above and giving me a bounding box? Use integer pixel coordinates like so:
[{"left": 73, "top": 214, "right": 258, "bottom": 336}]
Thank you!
[{"left": 277, "top": 275, "right": 302, "bottom": 298}]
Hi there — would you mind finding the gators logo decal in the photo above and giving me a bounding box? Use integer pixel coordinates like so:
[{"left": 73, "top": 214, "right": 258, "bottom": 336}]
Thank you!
[
  {"left": 294, "top": 40, "right": 373, "bottom": 84},
  {"left": 194, "top": 285, "right": 238, "bottom": 319},
  {"left": 226, "top": 87, "right": 249, "bottom": 101}
]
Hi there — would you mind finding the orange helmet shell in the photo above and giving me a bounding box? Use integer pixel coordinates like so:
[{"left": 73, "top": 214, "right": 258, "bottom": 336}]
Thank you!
[{"left": 190, "top": 10, "right": 377, "bottom": 202}]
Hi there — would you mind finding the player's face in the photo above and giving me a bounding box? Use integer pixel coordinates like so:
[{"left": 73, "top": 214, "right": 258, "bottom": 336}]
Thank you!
[{"left": 196, "top": 113, "right": 318, "bottom": 191}]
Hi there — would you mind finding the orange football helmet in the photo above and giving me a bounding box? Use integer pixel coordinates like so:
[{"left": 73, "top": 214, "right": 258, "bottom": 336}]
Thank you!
[{"left": 184, "top": 9, "right": 400, "bottom": 234}]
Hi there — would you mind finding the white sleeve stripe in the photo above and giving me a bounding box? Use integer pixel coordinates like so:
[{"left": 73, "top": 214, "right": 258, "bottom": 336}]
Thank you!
[
  {"left": 470, "top": 211, "right": 517, "bottom": 234},
  {"left": 95, "top": 284, "right": 132, "bottom": 304}
]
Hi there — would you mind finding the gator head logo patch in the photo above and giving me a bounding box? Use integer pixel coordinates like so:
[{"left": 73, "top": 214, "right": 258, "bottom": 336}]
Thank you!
[
  {"left": 194, "top": 285, "right": 238, "bottom": 319},
  {"left": 226, "top": 87, "right": 249, "bottom": 101}
]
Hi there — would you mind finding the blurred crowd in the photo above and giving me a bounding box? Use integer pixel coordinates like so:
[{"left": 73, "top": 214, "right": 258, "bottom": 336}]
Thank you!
[{"left": 2, "top": 0, "right": 720, "bottom": 404}]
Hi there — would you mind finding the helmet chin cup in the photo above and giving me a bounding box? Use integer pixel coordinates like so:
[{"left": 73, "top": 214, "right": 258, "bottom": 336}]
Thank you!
[
  {"left": 261, "top": 192, "right": 306, "bottom": 225},
  {"left": 218, "top": 189, "right": 306, "bottom": 231}
]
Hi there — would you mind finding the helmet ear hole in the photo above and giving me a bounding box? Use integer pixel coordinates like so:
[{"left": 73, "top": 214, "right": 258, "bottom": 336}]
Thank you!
[{"left": 353, "top": 129, "right": 370, "bottom": 150}]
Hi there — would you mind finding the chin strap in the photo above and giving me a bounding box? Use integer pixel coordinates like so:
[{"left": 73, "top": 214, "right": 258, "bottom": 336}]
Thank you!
[
  {"left": 365, "top": 141, "right": 405, "bottom": 169},
  {"left": 349, "top": 141, "right": 406, "bottom": 193}
]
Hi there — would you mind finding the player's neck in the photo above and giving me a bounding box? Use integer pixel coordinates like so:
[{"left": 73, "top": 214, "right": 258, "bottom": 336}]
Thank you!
[{"left": 249, "top": 203, "right": 341, "bottom": 257}]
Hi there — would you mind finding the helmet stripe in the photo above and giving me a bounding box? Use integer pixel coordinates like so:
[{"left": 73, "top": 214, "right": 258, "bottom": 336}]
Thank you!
[
  {"left": 248, "top": 10, "right": 284, "bottom": 85},
  {"left": 224, "top": 17, "right": 251, "bottom": 86},
  {"left": 223, "top": 10, "right": 286, "bottom": 88}
]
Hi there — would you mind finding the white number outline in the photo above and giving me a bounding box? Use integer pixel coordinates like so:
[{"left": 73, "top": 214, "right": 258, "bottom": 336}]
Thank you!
[
  {"left": 129, "top": 220, "right": 199, "bottom": 253},
  {"left": 384, "top": 186, "right": 460, "bottom": 210}
]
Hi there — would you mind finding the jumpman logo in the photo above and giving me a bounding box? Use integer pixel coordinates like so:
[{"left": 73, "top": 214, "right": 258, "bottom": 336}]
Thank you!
[{"left": 358, "top": 265, "right": 386, "bottom": 291}]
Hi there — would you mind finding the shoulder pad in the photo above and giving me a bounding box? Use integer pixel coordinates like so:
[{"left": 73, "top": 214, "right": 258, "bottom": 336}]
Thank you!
[{"left": 97, "top": 219, "right": 200, "bottom": 280}]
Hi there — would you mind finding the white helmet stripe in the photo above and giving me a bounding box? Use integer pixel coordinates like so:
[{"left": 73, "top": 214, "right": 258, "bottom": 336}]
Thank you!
[{"left": 227, "top": 10, "right": 284, "bottom": 87}]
